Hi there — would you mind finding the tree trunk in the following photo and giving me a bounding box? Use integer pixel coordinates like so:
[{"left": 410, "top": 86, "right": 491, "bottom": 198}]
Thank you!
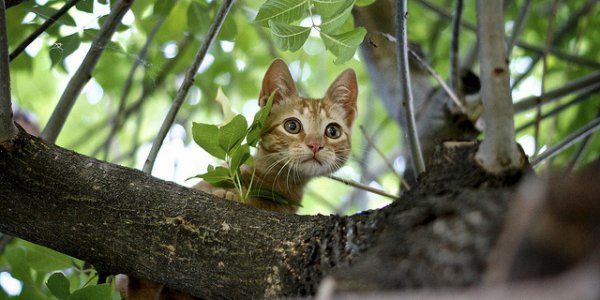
[{"left": 0, "top": 129, "right": 525, "bottom": 298}]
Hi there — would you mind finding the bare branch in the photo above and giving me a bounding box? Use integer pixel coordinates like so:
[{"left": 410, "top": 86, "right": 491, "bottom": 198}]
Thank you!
[
  {"left": 511, "top": 0, "right": 598, "bottom": 89},
  {"left": 0, "top": 0, "right": 18, "bottom": 142},
  {"left": 143, "top": 0, "right": 234, "bottom": 174},
  {"left": 533, "top": 0, "right": 560, "bottom": 158},
  {"left": 513, "top": 70, "right": 600, "bottom": 113},
  {"left": 327, "top": 175, "right": 397, "bottom": 200},
  {"left": 474, "top": 0, "right": 523, "bottom": 173},
  {"left": 506, "top": 0, "right": 531, "bottom": 57},
  {"left": 41, "top": 0, "right": 134, "bottom": 143},
  {"left": 103, "top": 17, "right": 164, "bottom": 160},
  {"left": 515, "top": 83, "right": 600, "bottom": 133},
  {"left": 416, "top": 0, "right": 600, "bottom": 70},
  {"left": 408, "top": 48, "right": 465, "bottom": 113},
  {"left": 449, "top": 0, "right": 464, "bottom": 104},
  {"left": 531, "top": 116, "right": 600, "bottom": 167},
  {"left": 69, "top": 34, "right": 194, "bottom": 152},
  {"left": 395, "top": 0, "right": 426, "bottom": 176},
  {"left": 9, "top": 0, "right": 81, "bottom": 61}
]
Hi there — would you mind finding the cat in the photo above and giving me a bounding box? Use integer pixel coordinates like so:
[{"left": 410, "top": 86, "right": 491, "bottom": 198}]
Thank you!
[{"left": 117, "top": 58, "right": 358, "bottom": 299}]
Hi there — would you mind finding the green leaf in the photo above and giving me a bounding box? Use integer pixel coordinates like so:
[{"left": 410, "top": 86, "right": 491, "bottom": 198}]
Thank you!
[
  {"left": 75, "top": 0, "right": 94, "bottom": 13},
  {"left": 24, "top": 241, "right": 74, "bottom": 272},
  {"left": 81, "top": 29, "right": 100, "bottom": 42},
  {"left": 218, "top": 13, "right": 238, "bottom": 41},
  {"left": 154, "top": 0, "right": 177, "bottom": 16},
  {"left": 268, "top": 21, "right": 311, "bottom": 51},
  {"left": 49, "top": 33, "right": 80, "bottom": 68},
  {"left": 187, "top": 1, "right": 210, "bottom": 33},
  {"left": 247, "top": 91, "right": 275, "bottom": 147},
  {"left": 197, "top": 166, "right": 232, "bottom": 186},
  {"left": 247, "top": 187, "right": 301, "bottom": 206},
  {"left": 254, "top": 0, "right": 308, "bottom": 27},
  {"left": 30, "top": 6, "right": 77, "bottom": 27},
  {"left": 230, "top": 144, "right": 250, "bottom": 171},
  {"left": 355, "top": 0, "right": 375, "bottom": 6},
  {"left": 67, "top": 284, "right": 111, "bottom": 300},
  {"left": 192, "top": 122, "right": 227, "bottom": 159},
  {"left": 317, "top": 0, "right": 355, "bottom": 33},
  {"left": 46, "top": 273, "right": 71, "bottom": 300},
  {"left": 320, "top": 27, "right": 366, "bottom": 64},
  {"left": 218, "top": 115, "right": 248, "bottom": 153},
  {"left": 313, "top": 0, "right": 349, "bottom": 17}
]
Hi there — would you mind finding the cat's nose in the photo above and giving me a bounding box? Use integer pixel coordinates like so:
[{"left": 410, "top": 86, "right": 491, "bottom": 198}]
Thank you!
[{"left": 307, "top": 143, "right": 323, "bottom": 154}]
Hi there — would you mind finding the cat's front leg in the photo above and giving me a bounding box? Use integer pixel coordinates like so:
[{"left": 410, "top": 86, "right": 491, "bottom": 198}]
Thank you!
[{"left": 193, "top": 181, "right": 240, "bottom": 202}]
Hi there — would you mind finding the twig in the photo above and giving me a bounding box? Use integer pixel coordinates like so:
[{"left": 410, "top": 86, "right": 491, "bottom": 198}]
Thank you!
[
  {"left": 531, "top": 116, "right": 600, "bottom": 167},
  {"left": 142, "top": 0, "right": 234, "bottom": 174},
  {"left": 395, "top": 0, "right": 426, "bottom": 176},
  {"left": 416, "top": 0, "right": 600, "bottom": 70},
  {"left": 533, "top": 0, "right": 560, "bottom": 159},
  {"left": 515, "top": 83, "right": 600, "bottom": 133},
  {"left": 41, "top": 0, "right": 134, "bottom": 143},
  {"left": 69, "top": 33, "right": 194, "bottom": 151},
  {"left": 565, "top": 126, "right": 594, "bottom": 173},
  {"left": 327, "top": 176, "right": 397, "bottom": 200},
  {"left": 9, "top": 0, "right": 81, "bottom": 61},
  {"left": 373, "top": 31, "right": 466, "bottom": 113},
  {"left": 506, "top": 0, "right": 531, "bottom": 57},
  {"left": 474, "top": 0, "right": 523, "bottom": 173},
  {"left": 514, "top": 70, "right": 600, "bottom": 113},
  {"left": 409, "top": 48, "right": 465, "bottom": 113},
  {"left": 0, "top": 0, "right": 18, "bottom": 142},
  {"left": 449, "top": 0, "right": 464, "bottom": 105},
  {"left": 359, "top": 125, "right": 410, "bottom": 191},
  {"left": 510, "top": 0, "right": 597, "bottom": 89},
  {"left": 103, "top": 17, "right": 164, "bottom": 160}
]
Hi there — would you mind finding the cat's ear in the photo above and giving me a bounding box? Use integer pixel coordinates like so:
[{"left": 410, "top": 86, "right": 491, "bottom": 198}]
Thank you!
[
  {"left": 259, "top": 59, "right": 298, "bottom": 106},
  {"left": 326, "top": 69, "right": 358, "bottom": 125}
]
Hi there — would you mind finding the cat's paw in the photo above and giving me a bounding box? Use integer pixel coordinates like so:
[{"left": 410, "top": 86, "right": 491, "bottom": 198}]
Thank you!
[{"left": 213, "top": 188, "right": 239, "bottom": 201}]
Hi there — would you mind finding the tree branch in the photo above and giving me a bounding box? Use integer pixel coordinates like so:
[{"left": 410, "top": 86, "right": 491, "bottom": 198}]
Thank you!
[
  {"left": 395, "top": 0, "right": 426, "bottom": 176},
  {"left": 513, "top": 70, "right": 600, "bottom": 113},
  {"left": 531, "top": 116, "right": 600, "bottom": 167},
  {"left": 449, "top": 0, "right": 463, "bottom": 104},
  {"left": 474, "top": 0, "right": 524, "bottom": 173},
  {"left": 143, "top": 0, "right": 233, "bottom": 173},
  {"left": 9, "top": 0, "right": 81, "bottom": 62},
  {"left": 1, "top": 129, "right": 379, "bottom": 298},
  {"left": 0, "top": 0, "right": 17, "bottom": 142},
  {"left": 41, "top": 0, "right": 134, "bottom": 143}
]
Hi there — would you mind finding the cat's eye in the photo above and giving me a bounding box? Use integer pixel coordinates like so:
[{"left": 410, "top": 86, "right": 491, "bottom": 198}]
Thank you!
[
  {"left": 283, "top": 118, "right": 302, "bottom": 134},
  {"left": 325, "top": 123, "right": 342, "bottom": 139}
]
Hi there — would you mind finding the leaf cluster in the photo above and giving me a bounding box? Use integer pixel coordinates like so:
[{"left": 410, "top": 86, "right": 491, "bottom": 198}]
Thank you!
[
  {"left": 254, "top": 0, "right": 372, "bottom": 64},
  {"left": 191, "top": 92, "right": 274, "bottom": 199}
]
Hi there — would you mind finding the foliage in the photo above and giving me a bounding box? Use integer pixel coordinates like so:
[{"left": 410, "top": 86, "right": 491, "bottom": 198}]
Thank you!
[
  {"left": 255, "top": 0, "right": 367, "bottom": 63},
  {"left": 191, "top": 92, "right": 278, "bottom": 203}
]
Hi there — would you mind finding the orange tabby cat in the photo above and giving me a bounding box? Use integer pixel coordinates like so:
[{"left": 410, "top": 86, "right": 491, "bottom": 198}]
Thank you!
[{"left": 117, "top": 59, "right": 358, "bottom": 299}]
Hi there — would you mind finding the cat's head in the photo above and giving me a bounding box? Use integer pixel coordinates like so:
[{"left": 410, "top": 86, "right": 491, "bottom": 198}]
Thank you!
[{"left": 256, "top": 59, "right": 358, "bottom": 179}]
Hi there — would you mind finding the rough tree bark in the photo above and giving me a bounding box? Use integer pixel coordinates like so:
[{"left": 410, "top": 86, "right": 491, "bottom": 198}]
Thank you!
[{"left": 0, "top": 129, "right": 525, "bottom": 298}]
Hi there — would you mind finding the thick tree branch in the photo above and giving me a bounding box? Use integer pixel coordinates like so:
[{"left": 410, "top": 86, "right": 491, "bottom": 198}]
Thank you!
[
  {"left": 0, "top": 129, "right": 377, "bottom": 298},
  {"left": 41, "top": 0, "right": 134, "bottom": 143},
  {"left": 0, "top": 0, "right": 17, "bottom": 142},
  {"left": 474, "top": 0, "right": 524, "bottom": 173},
  {"left": 0, "top": 130, "right": 528, "bottom": 298}
]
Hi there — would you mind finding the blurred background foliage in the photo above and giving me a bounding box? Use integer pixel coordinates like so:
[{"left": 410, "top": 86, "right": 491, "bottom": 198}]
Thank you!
[{"left": 2, "top": 0, "right": 599, "bottom": 298}]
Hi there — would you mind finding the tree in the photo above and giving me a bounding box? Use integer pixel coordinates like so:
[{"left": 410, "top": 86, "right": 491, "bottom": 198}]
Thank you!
[{"left": 1, "top": 0, "right": 599, "bottom": 299}]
